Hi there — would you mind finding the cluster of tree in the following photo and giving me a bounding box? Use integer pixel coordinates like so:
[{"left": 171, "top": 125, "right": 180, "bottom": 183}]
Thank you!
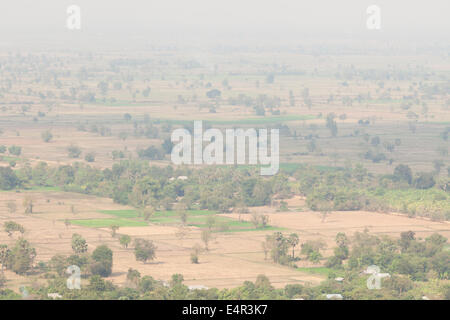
[
  {"left": 291, "top": 164, "right": 449, "bottom": 220},
  {"left": 0, "top": 220, "right": 449, "bottom": 300},
  {"left": 342, "top": 231, "right": 449, "bottom": 282},
  {"left": 262, "top": 232, "right": 299, "bottom": 266},
  {"left": 2, "top": 264, "right": 448, "bottom": 300},
  {"left": 0, "top": 238, "right": 36, "bottom": 275},
  {"left": 2, "top": 159, "right": 448, "bottom": 220},
  {"left": 3, "top": 161, "right": 290, "bottom": 214}
]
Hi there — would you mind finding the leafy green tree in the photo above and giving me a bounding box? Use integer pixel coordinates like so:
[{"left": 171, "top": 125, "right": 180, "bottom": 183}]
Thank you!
[
  {"left": 335, "top": 232, "right": 349, "bottom": 248},
  {"left": 399, "top": 231, "right": 415, "bottom": 253},
  {"left": 126, "top": 268, "right": 141, "bottom": 287},
  {"left": 49, "top": 254, "right": 69, "bottom": 276},
  {"left": 71, "top": 234, "right": 88, "bottom": 254},
  {"left": 97, "top": 81, "right": 109, "bottom": 96},
  {"left": 8, "top": 238, "right": 36, "bottom": 275},
  {"left": 0, "top": 245, "right": 10, "bottom": 272},
  {"left": 287, "top": 233, "right": 299, "bottom": 259},
  {"left": 119, "top": 235, "right": 131, "bottom": 248},
  {"left": 8, "top": 145, "right": 21, "bottom": 156},
  {"left": 326, "top": 113, "right": 338, "bottom": 137},
  {"left": 0, "top": 167, "right": 19, "bottom": 190},
  {"left": 206, "top": 89, "right": 221, "bottom": 99},
  {"left": 301, "top": 240, "right": 325, "bottom": 263},
  {"left": 84, "top": 152, "right": 95, "bottom": 162},
  {"left": 4, "top": 221, "right": 25, "bottom": 237},
  {"left": 169, "top": 274, "right": 189, "bottom": 299},
  {"left": 413, "top": 172, "right": 435, "bottom": 189},
  {"left": 134, "top": 239, "right": 156, "bottom": 263},
  {"left": 89, "top": 275, "right": 108, "bottom": 291},
  {"left": 162, "top": 138, "right": 173, "bottom": 154},
  {"left": 431, "top": 251, "right": 450, "bottom": 279},
  {"left": 91, "top": 245, "right": 113, "bottom": 277},
  {"left": 123, "top": 113, "right": 132, "bottom": 122},
  {"left": 265, "top": 232, "right": 290, "bottom": 264},
  {"left": 393, "top": 164, "right": 412, "bottom": 184},
  {"left": 384, "top": 275, "right": 414, "bottom": 295},
  {"left": 110, "top": 225, "right": 119, "bottom": 238},
  {"left": 67, "top": 144, "right": 82, "bottom": 158}
]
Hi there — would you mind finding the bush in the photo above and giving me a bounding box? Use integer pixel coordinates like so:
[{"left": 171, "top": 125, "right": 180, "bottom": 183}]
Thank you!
[
  {"left": 0, "top": 167, "right": 19, "bottom": 190},
  {"left": 413, "top": 173, "right": 435, "bottom": 189},
  {"left": 67, "top": 144, "right": 82, "bottom": 158},
  {"left": 8, "top": 145, "right": 21, "bottom": 156},
  {"left": 41, "top": 130, "right": 53, "bottom": 143},
  {"left": 84, "top": 152, "right": 95, "bottom": 162},
  {"left": 190, "top": 253, "right": 199, "bottom": 264},
  {"left": 137, "top": 146, "right": 164, "bottom": 160}
]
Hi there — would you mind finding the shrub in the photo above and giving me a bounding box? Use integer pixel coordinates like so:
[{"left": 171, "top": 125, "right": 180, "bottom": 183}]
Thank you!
[
  {"left": 67, "top": 144, "right": 82, "bottom": 158},
  {"left": 84, "top": 152, "right": 95, "bottom": 162},
  {"left": 41, "top": 130, "right": 53, "bottom": 143},
  {"left": 8, "top": 145, "right": 21, "bottom": 156}
]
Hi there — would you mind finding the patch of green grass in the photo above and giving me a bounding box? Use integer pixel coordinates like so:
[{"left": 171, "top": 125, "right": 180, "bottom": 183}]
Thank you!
[
  {"left": 0, "top": 155, "right": 20, "bottom": 162},
  {"left": 154, "top": 209, "right": 217, "bottom": 217},
  {"left": 69, "top": 218, "right": 147, "bottom": 228},
  {"left": 27, "top": 186, "right": 61, "bottom": 192},
  {"left": 98, "top": 209, "right": 216, "bottom": 219},
  {"left": 94, "top": 209, "right": 280, "bottom": 232},
  {"left": 98, "top": 209, "right": 140, "bottom": 218},
  {"left": 296, "top": 267, "right": 336, "bottom": 276},
  {"left": 0, "top": 185, "right": 61, "bottom": 193}
]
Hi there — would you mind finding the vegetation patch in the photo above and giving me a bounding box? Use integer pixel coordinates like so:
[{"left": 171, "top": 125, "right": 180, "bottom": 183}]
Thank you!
[{"left": 69, "top": 218, "right": 148, "bottom": 228}]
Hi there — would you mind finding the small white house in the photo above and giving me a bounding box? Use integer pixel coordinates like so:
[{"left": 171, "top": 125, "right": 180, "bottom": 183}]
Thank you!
[{"left": 325, "top": 294, "right": 343, "bottom": 300}]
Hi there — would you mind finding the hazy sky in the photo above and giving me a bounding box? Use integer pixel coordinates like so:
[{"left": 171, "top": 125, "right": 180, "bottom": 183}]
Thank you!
[{"left": 0, "top": 0, "right": 449, "bottom": 48}]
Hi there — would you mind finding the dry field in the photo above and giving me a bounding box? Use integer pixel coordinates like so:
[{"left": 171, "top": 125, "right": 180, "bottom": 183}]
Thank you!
[
  {"left": 1, "top": 51, "right": 448, "bottom": 174},
  {"left": 0, "top": 191, "right": 323, "bottom": 290},
  {"left": 1, "top": 191, "right": 448, "bottom": 291}
]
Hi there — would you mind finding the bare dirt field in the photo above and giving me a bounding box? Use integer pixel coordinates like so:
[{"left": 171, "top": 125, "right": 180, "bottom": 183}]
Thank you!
[
  {"left": 0, "top": 191, "right": 323, "bottom": 290},
  {"left": 1, "top": 191, "right": 448, "bottom": 291}
]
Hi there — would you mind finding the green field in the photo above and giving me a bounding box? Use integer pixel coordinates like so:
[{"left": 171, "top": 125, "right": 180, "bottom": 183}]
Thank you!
[{"left": 94, "top": 209, "right": 278, "bottom": 232}]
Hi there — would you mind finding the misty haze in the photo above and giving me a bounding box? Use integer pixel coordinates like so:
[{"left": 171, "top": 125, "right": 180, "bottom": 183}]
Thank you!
[{"left": 0, "top": 0, "right": 448, "bottom": 304}]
